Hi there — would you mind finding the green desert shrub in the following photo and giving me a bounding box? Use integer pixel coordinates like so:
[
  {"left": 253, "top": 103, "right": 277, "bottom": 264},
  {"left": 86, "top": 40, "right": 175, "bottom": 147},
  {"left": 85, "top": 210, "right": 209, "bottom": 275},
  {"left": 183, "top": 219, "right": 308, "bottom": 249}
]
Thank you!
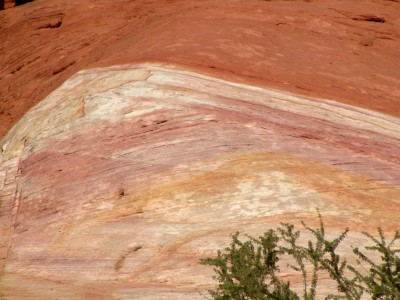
[{"left": 200, "top": 212, "right": 400, "bottom": 300}]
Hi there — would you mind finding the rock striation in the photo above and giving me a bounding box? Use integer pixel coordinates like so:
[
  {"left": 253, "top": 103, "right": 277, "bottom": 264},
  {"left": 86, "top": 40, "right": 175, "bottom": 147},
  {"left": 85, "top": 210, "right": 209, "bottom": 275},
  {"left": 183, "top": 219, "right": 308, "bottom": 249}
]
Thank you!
[
  {"left": 0, "top": 64, "right": 399, "bottom": 299},
  {"left": 1, "top": 0, "right": 400, "bottom": 138}
]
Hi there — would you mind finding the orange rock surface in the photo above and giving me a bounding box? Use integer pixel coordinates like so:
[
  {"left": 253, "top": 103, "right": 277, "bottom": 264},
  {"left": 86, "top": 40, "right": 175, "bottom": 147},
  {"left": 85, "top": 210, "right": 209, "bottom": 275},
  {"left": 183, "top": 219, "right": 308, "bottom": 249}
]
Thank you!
[
  {"left": 1, "top": 0, "right": 400, "bottom": 138},
  {"left": 1, "top": 1, "right": 400, "bottom": 299}
]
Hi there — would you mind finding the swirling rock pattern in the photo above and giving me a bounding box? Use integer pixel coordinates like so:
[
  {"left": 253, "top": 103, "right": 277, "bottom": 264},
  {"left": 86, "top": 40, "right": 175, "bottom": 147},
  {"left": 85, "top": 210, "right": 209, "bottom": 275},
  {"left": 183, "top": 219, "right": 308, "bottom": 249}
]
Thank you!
[{"left": 0, "top": 64, "right": 399, "bottom": 299}]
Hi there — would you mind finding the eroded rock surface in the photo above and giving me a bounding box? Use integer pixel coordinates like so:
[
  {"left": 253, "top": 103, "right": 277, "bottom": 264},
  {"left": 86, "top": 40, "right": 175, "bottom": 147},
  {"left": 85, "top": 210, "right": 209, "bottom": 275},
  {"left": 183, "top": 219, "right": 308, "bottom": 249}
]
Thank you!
[
  {"left": 1, "top": 0, "right": 400, "bottom": 138},
  {"left": 0, "top": 64, "right": 399, "bottom": 299}
]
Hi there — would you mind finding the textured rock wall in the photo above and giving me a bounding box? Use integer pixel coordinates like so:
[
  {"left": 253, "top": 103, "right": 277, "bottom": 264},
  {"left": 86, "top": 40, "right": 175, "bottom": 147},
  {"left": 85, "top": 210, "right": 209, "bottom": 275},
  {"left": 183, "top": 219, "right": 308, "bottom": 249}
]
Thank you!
[
  {"left": 0, "top": 64, "right": 399, "bottom": 299},
  {"left": 1, "top": 0, "right": 400, "bottom": 138}
]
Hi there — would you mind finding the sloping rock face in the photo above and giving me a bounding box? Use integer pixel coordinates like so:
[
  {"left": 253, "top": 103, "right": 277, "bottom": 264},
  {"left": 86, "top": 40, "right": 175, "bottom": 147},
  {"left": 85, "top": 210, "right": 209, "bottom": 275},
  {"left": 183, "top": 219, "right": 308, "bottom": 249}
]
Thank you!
[
  {"left": 0, "top": 64, "right": 399, "bottom": 299},
  {"left": 1, "top": 0, "right": 400, "bottom": 138}
]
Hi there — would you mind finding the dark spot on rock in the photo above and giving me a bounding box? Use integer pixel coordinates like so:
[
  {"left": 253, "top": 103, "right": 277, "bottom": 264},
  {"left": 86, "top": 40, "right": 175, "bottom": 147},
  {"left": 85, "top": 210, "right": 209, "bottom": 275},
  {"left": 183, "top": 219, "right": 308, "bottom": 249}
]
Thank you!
[
  {"left": 52, "top": 61, "right": 75, "bottom": 75},
  {"left": 11, "top": 65, "right": 23, "bottom": 74},
  {"left": 352, "top": 14, "right": 385, "bottom": 23},
  {"left": 118, "top": 188, "right": 125, "bottom": 198},
  {"left": 37, "top": 18, "right": 63, "bottom": 30},
  {"left": 300, "top": 133, "right": 320, "bottom": 140},
  {"left": 115, "top": 245, "right": 143, "bottom": 271},
  {"left": 360, "top": 37, "right": 373, "bottom": 47}
]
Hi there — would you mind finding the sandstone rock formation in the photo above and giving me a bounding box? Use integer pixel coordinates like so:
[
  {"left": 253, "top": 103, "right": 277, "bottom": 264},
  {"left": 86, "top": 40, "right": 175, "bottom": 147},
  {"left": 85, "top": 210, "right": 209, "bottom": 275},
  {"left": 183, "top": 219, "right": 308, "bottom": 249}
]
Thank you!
[
  {"left": 1, "top": 0, "right": 400, "bottom": 299},
  {"left": 1, "top": 0, "right": 400, "bottom": 139},
  {"left": 0, "top": 64, "right": 399, "bottom": 299}
]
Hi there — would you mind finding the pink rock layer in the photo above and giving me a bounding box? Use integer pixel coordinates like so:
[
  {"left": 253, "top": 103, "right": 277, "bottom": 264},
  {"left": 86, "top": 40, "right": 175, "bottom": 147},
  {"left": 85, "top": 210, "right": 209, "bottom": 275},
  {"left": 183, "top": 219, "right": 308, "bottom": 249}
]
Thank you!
[{"left": 0, "top": 64, "right": 399, "bottom": 299}]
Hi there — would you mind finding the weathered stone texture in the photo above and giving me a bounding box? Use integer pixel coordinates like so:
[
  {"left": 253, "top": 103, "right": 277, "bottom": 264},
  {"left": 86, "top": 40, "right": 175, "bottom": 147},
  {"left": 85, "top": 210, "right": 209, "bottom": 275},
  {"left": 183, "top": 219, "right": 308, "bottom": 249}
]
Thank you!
[
  {"left": 0, "top": 64, "right": 399, "bottom": 299},
  {"left": 1, "top": 0, "right": 400, "bottom": 138}
]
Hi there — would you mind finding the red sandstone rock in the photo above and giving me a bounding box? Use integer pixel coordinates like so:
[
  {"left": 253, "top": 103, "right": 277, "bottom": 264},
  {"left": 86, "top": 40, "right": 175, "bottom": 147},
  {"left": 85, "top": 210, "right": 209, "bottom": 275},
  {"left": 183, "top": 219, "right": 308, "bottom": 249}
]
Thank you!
[
  {"left": 1, "top": 0, "right": 400, "bottom": 138},
  {"left": 1, "top": 1, "right": 400, "bottom": 299}
]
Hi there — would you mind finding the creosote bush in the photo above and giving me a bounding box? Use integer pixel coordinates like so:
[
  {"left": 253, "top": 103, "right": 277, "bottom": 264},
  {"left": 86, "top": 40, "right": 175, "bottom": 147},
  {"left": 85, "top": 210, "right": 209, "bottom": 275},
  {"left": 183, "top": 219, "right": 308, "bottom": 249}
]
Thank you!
[{"left": 200, "top": 212, "right": 400, "bottom": 299}]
